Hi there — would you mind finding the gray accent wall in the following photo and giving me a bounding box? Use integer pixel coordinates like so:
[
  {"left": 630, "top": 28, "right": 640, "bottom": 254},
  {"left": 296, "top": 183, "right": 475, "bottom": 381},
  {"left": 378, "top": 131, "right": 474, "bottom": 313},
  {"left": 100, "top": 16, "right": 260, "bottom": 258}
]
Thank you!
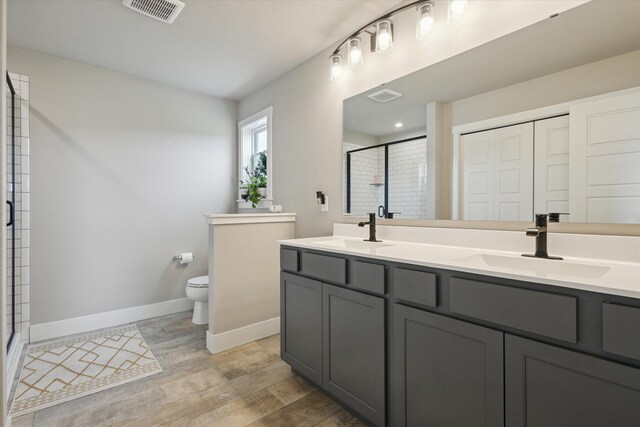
[{"left": 7, "top": 46, "right": 238, "bottom": 325}]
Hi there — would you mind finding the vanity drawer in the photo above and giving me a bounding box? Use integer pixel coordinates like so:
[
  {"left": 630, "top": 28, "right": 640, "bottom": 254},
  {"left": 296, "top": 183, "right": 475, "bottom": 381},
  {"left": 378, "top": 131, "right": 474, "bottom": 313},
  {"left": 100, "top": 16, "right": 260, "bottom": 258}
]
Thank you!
[
  {"left": 603, "top": 302, "right": 640, "bottom": 361},
  {"left": 281, "top": 248, "right": 299, "bottom": 272},
  {"left": 449, "top": 278, "right": 577, "bottom": 343},
  {"left": 301, "top": 252, "right": 347, "bottom": 284},
  {"left": 393, "top": 268, "right": 437, "bottom": 308},
  {"left": 351, "top": 260, "right": 386, "bottom": 295}
]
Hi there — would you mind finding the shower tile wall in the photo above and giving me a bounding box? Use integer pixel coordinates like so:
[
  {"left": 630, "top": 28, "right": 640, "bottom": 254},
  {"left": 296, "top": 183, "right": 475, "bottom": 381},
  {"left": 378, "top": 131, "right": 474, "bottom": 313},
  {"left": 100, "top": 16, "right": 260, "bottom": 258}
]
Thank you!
[
  {"left": 343, "top": 142, "right": 384, "bottom": 215},
  {"left": 343, "top": 139, "right": 428, "bottom": 219},
  {"left": 388, "top": 139, "right": 427, "bottom": 219},
  {"left": 6, "top": 72, "right": 30, "bottom": 343}
]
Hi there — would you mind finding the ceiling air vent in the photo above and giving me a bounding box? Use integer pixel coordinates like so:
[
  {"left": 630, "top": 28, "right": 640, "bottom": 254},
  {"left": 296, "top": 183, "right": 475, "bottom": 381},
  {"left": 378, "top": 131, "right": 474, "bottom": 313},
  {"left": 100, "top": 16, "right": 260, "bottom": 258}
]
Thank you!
[
  {"left": 368, "top": 89, "right": 403, "bottom": 103},
  {"left": 123, "top": 0, "right": 185, "bottom": 24}
]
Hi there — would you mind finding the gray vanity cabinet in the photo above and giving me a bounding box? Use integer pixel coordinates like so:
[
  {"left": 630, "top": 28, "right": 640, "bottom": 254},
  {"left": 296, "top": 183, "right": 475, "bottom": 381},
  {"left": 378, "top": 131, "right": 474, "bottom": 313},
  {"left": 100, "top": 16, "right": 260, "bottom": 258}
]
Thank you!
[
  {"left": 394, "top": 304, "right": 504, "bottom": 427},
  {"left": 323, "top": 283, "right": 386, "bottom": 426},
  {"left": 505, "top": 334, "right": 640, "bottom": 427},
  {"left": 280, "top": 272, "right": 323, "bottom": 384},
  {"left": 281, "top": 246, "right": 640, "bottom": 427}
]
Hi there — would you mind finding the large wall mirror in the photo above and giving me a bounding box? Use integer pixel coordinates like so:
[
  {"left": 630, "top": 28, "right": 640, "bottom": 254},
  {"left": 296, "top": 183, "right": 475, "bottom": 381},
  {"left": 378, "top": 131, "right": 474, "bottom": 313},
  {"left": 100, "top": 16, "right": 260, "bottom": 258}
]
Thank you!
[{"left": 343, "top": 1, "right": 640, "bottom": 225}]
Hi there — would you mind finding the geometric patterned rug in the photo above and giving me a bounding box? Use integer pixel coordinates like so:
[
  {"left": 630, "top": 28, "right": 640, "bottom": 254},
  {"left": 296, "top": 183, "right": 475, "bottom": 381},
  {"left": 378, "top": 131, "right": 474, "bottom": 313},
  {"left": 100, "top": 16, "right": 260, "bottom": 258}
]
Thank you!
[{"left": 10, "top": 325, "right": 162, "bottom": 417}]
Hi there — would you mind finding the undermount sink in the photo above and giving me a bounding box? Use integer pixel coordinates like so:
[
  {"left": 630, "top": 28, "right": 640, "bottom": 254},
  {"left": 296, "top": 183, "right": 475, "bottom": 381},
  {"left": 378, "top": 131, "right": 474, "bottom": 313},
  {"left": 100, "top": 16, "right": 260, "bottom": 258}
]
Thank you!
[
  {"left": 313, "top": 239, "right": 393, "bottom": 250},
  {"left": 458, "top": 254, "right": 611, "bottom": 279}
]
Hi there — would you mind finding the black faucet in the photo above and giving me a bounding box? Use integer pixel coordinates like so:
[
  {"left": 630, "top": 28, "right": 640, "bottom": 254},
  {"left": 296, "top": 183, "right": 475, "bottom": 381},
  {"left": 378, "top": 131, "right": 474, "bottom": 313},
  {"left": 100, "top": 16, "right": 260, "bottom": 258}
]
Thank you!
[
  {"left": 358, "top": 213, "right": 381, "bottom": 242},
  {"left": 522, "top": 213, "right": 567, "bottom": 260}
]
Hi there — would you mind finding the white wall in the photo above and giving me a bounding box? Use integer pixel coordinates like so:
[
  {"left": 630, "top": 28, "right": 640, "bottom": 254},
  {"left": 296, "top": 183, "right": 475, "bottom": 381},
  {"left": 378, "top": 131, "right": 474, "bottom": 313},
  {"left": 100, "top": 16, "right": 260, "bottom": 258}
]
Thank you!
[
  {"left": 7, "top": 47, "right": 237, "bottom": 324},
  {"left": 445, "top": 49, "right": 640, "bottom": 127},
  {"left": 343, "top": 128, "right": 377, "bottom": 147},
  {"left": 238, "top": 1, "right": 586, "bottom": 237}
]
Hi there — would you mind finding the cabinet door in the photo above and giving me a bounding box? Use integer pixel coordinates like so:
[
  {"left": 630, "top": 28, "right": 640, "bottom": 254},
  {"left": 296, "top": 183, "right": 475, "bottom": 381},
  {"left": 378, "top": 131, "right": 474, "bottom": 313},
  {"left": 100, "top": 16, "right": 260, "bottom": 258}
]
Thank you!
[
  {"left": 394, "top": 304, "right": 504, "bottom": 427},
  {"left": 323, "top": 284, "right": 385, "bottom": 426},
  {"left": 506, "top": 334, "right": 640, "bottom": 427},
  {"left": 281, "top": 273, "right": 323, "bottom": 384}
]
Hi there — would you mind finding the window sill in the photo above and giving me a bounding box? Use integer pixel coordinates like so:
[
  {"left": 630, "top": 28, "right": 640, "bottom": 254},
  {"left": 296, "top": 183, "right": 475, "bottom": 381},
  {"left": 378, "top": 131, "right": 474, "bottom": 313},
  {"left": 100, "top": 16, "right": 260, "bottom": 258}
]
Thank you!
[{"left": 237, "top": 199, "right": 273, "bottom": 209}]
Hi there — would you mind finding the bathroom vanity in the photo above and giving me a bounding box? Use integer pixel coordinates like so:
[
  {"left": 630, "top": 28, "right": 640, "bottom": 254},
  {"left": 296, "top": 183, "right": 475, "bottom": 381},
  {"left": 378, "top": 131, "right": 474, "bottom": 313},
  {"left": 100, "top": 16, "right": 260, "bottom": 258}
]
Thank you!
[{"left": 279, "top": 225, "right": 640, "bottom": 427}]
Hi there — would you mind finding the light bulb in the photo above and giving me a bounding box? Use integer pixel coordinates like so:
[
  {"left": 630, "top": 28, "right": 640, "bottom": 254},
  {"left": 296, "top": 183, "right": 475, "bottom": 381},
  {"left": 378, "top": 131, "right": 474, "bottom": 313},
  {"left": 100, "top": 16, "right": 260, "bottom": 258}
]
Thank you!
[
  {"left": 375, "top": 20, "right": 394, "bottom": 54},
  {"left": 395, "top": 122, "right": 404, "bottom": 128},
  {"left": 448, "top": 0, "right": 468, "bottom": 23},
  {"left": 347, "top": 37, "right": 363, "bottom": 68},
  {"left": 416, "top": 2, "right": 435, "bottom": 40},
  {"left": 451, "top": 0, "right": 465, "bottom": 14},
  {"left": 329, "top": 54, "right": 343, "bottom": 81},
  {"left": 378, "top": 32, "right": 391, "bottom": 49}
]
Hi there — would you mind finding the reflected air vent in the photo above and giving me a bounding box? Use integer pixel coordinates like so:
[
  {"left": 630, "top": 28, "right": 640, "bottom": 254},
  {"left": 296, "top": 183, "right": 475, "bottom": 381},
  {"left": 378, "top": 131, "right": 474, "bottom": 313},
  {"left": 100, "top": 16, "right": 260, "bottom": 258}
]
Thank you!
[
  {"left": 368, "top": 89, "right": 403, "bottom": 103},
  {"left": 123, "top": 0, "right": 185, "bottom": 24}
]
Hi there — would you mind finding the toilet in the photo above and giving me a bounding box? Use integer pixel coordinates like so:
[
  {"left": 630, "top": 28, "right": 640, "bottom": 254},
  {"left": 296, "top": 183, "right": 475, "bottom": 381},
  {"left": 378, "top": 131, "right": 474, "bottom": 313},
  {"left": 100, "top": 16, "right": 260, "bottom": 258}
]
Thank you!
[{"left": 186, "top": 275, "right": 209, "bottom": 325}]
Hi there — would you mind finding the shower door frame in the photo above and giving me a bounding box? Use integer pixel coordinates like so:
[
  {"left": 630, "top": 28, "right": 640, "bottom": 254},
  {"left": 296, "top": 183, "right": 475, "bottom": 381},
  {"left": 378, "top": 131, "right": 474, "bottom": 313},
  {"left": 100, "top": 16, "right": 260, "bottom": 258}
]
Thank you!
[
  {"left": 5, "top": 72, "right": 16, "bottom": 351},
  {"left": 345, "top": 134, "right": 427, "bottom": 215}
]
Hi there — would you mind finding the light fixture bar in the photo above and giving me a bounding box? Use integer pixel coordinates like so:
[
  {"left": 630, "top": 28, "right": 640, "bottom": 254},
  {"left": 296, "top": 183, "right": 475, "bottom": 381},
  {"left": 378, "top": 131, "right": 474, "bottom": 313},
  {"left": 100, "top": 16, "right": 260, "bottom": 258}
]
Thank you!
[
  {"left": 329, "top": 0, "right": 467, "bottom": 81},
  {"left": 330, "top": 0, "right": 426, "bottom": 56}
]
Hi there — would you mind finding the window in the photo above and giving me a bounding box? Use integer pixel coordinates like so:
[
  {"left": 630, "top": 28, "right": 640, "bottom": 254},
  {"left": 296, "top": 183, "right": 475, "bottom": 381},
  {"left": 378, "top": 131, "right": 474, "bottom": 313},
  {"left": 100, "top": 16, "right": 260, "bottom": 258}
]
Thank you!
[{"left": 238, "top": 107, "right": 272, "bottom": 207}]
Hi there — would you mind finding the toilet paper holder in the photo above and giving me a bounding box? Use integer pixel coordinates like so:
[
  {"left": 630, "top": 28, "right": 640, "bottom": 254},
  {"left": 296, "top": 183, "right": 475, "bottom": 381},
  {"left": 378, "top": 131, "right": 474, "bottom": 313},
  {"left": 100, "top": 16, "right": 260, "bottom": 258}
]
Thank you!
[{"left": 173, "top": 253, "right": 194, "bottom": 261}]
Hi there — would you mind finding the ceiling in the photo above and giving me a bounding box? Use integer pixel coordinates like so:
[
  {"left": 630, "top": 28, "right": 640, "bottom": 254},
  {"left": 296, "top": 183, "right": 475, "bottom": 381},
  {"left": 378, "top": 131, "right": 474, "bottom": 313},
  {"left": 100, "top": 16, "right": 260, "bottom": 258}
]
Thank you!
[
  {"left": 344, "top": 0, "right": 640, "bottom": 137},
  {"left": 8, "top": 0, "right": 398, "bottom": 100}
]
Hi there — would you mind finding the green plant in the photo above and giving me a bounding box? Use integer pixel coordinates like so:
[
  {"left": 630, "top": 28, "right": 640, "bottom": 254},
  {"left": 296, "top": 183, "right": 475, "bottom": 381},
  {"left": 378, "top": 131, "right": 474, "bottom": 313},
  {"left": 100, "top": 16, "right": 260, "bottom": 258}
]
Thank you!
[
  {"left": 256, "top": 152, "right": 267, "bottom": 178},
  {"left": 239, "top": 181, "right": 249, "bottom": 200},
  {"left": 242, "top": 166, "right": 263, "bottom": 208},
  {"left": 239, "top": 153, "right": 268, "bottom": 207}
]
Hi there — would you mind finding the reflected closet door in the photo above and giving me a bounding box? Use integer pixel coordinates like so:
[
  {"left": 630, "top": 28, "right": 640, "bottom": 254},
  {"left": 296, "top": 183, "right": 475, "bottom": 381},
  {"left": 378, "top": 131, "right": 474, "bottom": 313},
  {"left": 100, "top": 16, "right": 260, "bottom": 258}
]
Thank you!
[
  {"left": 570, "top": 91, "right": 640, "bottom": 224},
  {"left": 461, "top": 122, "right": 534, "bottom": 221}
]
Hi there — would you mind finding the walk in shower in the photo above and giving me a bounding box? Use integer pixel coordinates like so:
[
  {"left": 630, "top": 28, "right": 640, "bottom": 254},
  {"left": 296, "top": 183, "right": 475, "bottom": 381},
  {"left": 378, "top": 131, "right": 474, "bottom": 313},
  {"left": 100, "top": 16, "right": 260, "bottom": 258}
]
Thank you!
[
  {"left": 344, "top": 136, "right": 428, "bottom": 219},
  {"left": 5, "top": 71, "right": 31, "bottom": 366},
  {"left": 6, "top": 72, "right": 16, "bottom": 350}
]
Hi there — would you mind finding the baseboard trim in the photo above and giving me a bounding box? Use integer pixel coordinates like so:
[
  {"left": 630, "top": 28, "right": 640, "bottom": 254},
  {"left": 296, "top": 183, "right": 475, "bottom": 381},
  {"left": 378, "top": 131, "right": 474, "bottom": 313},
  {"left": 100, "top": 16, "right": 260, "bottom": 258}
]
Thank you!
[
  {"left": 6, "top": 334, "right": 24, "bottom": 396},
  {"left": 206, "top": 317, "right": 280, "bottom": 354},
  {"left": 30, "top": 298, "right": 195, "bottom": 343}
]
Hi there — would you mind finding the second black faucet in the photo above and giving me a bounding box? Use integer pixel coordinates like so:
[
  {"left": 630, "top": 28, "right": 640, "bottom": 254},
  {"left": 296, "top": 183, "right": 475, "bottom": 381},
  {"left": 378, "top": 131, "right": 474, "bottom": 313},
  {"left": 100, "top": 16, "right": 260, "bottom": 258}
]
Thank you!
[
  {"left": 523, "top": 213, "right": 568, "bottom": 260},
  {"left": 358, "top": 213, "right": 381, "bottom": 242}
]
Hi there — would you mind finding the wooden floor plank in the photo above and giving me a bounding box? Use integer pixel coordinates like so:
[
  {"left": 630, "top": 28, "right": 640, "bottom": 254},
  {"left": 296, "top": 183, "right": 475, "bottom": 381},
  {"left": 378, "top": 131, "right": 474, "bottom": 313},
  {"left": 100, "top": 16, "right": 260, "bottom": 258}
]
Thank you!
[
  {"left": 315, "top": 408, "right": 369, "bottom": 427},
  {"left": 247, "top": 391, "right": 343, "bottom": 427},
  {"left": 9, "top": 311, "right": 360, "bottom": 426}
]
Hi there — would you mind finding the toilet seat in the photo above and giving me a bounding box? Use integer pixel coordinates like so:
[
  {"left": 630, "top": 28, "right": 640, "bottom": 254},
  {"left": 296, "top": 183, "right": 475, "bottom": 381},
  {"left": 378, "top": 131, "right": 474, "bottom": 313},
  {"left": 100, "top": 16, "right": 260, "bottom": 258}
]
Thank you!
[{"left": 187, "top": 275, "right": 208, "bottom": 288}]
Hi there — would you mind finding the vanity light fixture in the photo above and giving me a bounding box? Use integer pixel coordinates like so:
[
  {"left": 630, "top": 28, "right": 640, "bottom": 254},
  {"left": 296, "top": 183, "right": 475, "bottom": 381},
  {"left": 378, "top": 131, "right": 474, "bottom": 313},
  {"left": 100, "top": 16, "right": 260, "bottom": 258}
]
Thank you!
[
  {"left": 374, "top": 20, "right": 394, "bottom": 54},
  {"left": 448, "top": 0, "right": 469, "bottom": 23},
  {"left": 347, "top": 37, "right": 364, "bottom": 68},
  {"left": 330, "top": 54, "right": 343, "bottom": 81},
  {"left": 329, "top": 0, "right": 467, "bottom": 81},
  {"left": 416, "top": 1, "right": 435, "bottom": 40}
]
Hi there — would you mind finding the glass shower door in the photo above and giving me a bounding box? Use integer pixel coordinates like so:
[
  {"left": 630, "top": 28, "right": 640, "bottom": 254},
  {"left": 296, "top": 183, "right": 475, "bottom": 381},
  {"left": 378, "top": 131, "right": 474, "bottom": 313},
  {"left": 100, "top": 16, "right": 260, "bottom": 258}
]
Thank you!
[
  {"left": 387, "top": 138, "right": 428, "bottom": 219},
  {"left": 5, "top": 72, "right": 16, "bottom": 350},
  {"left": 346, "top": 145, "right": 385, "bottom": 216}
]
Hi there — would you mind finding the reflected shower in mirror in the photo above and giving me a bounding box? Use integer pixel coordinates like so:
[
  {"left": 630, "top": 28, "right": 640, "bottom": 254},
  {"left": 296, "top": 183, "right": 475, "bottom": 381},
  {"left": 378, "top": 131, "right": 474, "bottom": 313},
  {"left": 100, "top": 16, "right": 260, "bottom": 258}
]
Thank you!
[
  {"left": 342, "top": 0, "right": 640, "bottom": 224},
  {"left": 344, "top": 135, "right": 428, "bottom": 219}
]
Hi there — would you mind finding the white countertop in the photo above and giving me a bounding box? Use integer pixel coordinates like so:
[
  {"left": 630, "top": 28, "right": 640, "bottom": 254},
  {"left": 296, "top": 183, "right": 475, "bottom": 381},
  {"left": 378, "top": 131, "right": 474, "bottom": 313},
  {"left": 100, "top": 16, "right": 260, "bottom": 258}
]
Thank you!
[
  {"left": 204, "top": 213, "right": 296, "bottom": 225},
  {"left": 280, "top": 233, "right": 640, "bottom": 299}
]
